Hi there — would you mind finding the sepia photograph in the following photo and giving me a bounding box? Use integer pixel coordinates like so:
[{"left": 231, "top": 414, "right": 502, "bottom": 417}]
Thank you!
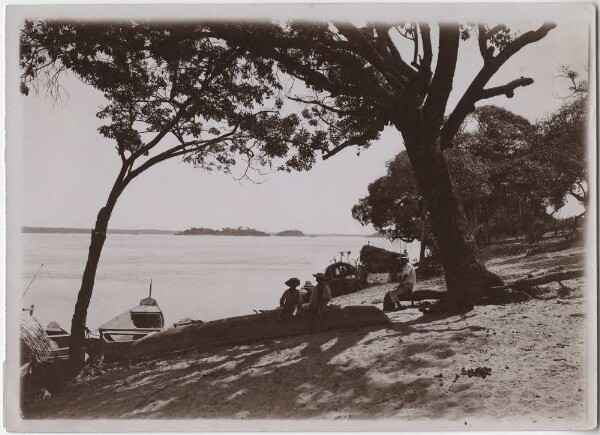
[{"left": 5, "top": 2, "right": 597, "bottom": 431}]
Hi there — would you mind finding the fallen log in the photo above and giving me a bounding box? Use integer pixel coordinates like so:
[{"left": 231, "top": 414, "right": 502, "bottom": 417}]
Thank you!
[{"left": 491, "top": 269, "right": 585, "bottom": 291}]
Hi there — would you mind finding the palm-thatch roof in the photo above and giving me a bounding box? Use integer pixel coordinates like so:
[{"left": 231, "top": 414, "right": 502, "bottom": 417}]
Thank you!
[{"left": 20, "top": 313, "right": 52, "bottom": 365}]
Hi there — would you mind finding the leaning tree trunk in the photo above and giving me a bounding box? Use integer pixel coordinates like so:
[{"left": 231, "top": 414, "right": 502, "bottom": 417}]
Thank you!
[
  {"left": 397, "top": 120, "right": 499, "bottom": 312},
  {"left": 69, "top": 170, "right": 128, "bottom": 369}
]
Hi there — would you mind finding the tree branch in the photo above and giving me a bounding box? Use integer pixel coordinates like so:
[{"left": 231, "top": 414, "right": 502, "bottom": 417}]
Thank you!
[
  {"left": 440, "top": 22, "right": 556, "bottom": 148},
  {"left": 419, "top": 23, "right": 433, "bottom": 77},
  {"left": 126, "top": 128, "right": 238, "bottom": 181},
  {"left": 212, "top": 25, "right": 387, "bottom": 100},
  {"left": 322, "top": 121, "right": 385, "bottom": 160},
  {"left": 411, "top": 24, "right": 420, "bottom": 67},
  {"left": 375, "top": 24, "right": 417, "bottom": 79},
  {"left": 479, "top": 77, "right": 534, "bottom": 99},
  {"left": 333, "top": 22, "right": 410, "bottom": 89},
  {"left": 494, "top": 22, "right": 556, "bottom": 65},
  {"left": 477, "top": 24, "right": 490, "bottom": 60},
  {"left": 288, "top": 96, "right": 352, "bottom": 115},
  {"left": 422, "top": 23, "right": 460, "bottom": 129}
]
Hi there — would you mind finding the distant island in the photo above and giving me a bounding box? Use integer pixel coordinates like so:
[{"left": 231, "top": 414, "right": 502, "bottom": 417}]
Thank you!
[
  {"left": 22, "top": 227, "right": 176, "bottom": 235},
  {"left": 177, "top": 227, "right": 270, "bottom": 236},
  {"left": 274, "top": 230, "right": 305, "bottom": 237},
  {"left": 22, "top": 226, "right": 380, "bottom": 238}
]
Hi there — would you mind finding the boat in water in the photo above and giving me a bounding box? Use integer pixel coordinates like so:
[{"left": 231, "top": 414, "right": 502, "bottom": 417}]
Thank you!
[
  {"left": 123, "top": 305, "right": 391, "bottom": 362},
  {"left": 98, "top": 282, "right": 165, "bottom": 361}
]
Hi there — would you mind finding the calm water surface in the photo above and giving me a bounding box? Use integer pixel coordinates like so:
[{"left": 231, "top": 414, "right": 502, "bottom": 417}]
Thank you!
[{"left": 21, "top": 234, "right": 413, "bottom": 331}]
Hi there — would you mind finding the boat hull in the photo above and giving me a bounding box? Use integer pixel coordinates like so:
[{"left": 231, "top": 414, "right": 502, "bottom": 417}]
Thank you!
[{"left": 124, "top": 305, "right": 391, "bottom": 361}]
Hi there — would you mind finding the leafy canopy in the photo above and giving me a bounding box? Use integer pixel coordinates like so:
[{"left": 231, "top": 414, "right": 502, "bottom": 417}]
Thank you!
[{"left": 20, "top": 21, "right": 374, "bottom": 177}]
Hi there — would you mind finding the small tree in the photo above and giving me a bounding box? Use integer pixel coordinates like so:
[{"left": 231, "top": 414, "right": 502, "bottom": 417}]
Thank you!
[{"left": 20, "top": 21, "right": 340, "bottom": 367}]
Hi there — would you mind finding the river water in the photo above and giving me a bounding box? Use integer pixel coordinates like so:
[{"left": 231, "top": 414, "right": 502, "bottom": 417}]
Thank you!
[{"left": 20, "top": 233, "right": 414, "bottom": 332}]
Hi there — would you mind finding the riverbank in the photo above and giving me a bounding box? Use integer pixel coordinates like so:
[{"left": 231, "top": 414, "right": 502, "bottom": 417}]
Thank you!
[{"left": 22, "top": 238, "right": 592, "bottom": 427}]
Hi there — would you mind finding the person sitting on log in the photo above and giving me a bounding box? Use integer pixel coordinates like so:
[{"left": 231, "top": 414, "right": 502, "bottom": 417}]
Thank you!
[
  {"left": 277, "top": 277, "right": 303, "bottom": 321},
  {"left": 386, "top": 253, "right": 416, "bottom": 311}
]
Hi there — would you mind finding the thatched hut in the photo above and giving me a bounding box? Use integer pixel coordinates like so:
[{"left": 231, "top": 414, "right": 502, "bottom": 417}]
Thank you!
[{"left": 20, "top": 313, "right": 52, "bottom": 366}]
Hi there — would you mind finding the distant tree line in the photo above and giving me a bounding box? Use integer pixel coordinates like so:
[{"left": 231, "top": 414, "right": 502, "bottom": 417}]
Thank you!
[
  {"left": 177, "top": 227, "right": 270, "bottom": 236},
  {"left": 177, "top": 227, "right": 306, "bottom": 236},
  {"left": 353, "top": 82, "right": 587, "bottom": 260},
  {"left": 274, "top": 229, "right": 305, "bottom": 237}
]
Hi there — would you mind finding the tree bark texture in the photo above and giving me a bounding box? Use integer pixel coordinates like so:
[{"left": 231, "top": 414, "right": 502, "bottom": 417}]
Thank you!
[
  {"left": 397, "top": 115, "right": 495, "bottom": 311},
  {"left": 419, "top": 202, "right": 427, "bottom": 263},
  {"left": 483, "top": 200, "right": 491, "bottom": 244}
]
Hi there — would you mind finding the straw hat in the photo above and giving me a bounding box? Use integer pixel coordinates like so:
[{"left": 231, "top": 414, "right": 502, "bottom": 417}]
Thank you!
[
  {"left": 302, "top": 280, "right": 314, "bottom": 290},
  {"left": 313, "top": 272, "right": 328, "bottom": 280},
  {"left": 399, "top": 253, "right": 409, "bottom": 261},
  {"left": 285, "top": 277, "right": 301, "bottom": 287}
]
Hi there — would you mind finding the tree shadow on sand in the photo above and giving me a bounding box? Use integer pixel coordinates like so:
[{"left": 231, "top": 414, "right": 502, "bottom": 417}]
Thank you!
[{"left": 23, "top": 311, "right": 492, "bottom": 420}]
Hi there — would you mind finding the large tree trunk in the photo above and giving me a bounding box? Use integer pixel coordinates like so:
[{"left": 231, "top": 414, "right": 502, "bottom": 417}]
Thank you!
[
  {"left": 483, "top": 199, "right": 491, "bottom": 244},
  {"left": 69, "top": 171, "right": 128, "bottom": 369},
  {"left": 397, "top": 119, "right": 497, "bottom": 313},
  {"left": 419, "top": 202, "right": 427, "bottom": 263}
]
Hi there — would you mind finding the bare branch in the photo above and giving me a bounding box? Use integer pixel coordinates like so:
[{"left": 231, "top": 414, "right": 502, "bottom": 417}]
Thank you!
[
  {"left": 440, "top": 22, "right": 556, "bottom": 148},
  {"left": 411, "top": 24, "right": 420, "bottom": 68},
  {"left": 419, "top": 23, "right": 433, "bottom": 77},
  {"left": 479, "top": 77, "right": 534, "bottom": 99}
]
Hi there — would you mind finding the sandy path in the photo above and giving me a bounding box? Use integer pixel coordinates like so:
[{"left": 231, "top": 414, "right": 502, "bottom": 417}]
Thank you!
[{"left": 23, "top": 242, "right": 591, "bottom": 426}]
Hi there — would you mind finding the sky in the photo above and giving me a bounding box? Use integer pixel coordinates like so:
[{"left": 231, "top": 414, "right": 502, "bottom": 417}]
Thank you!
[{"left": 14, "top": 6, "right": 592, "bottom": 234}]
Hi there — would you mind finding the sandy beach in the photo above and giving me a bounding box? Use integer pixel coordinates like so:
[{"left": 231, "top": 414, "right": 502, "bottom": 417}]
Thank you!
[{"left": 22, "top": 238, "right": 590, "bottom": 425}]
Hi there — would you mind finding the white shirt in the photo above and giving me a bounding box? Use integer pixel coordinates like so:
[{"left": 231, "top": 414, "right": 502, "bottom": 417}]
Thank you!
[{"left": 400, "top": 263, "right": 416, "bottom": 286}]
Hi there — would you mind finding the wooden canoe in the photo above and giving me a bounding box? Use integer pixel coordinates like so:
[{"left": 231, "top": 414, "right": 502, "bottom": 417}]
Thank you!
[
  {"left": 45, "top": 321, "right": 70, "bottom": 361},
  {"left": 124, "top": 305, "right": 391, "bottom": 361},
  {"left": 99, "top": 296, "right": 165, "bottom": 361}
]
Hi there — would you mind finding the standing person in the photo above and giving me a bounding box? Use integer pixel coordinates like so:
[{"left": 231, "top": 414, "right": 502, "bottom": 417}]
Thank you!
[
  {"left": 308, "top": 273, "right": 332, "bottom": 331},
  {"left": 277, "top": 277, "right": 303, "bottom": 321},
  {"left": 387, "top": 253, "right": 416, "bottom": 310}
]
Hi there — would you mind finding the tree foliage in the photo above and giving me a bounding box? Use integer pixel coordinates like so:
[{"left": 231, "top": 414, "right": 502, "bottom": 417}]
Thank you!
[
  {"left": 354, "top": 98, "right": 589, "bottom": 245},
  {"left": 20, "top": 21, "right": 367, "bottom": 177}
]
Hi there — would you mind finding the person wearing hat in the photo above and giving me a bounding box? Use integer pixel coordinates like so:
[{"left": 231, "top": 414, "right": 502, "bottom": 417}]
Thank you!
[
  {"left": 300, "top": 280, "right": 315, "bottom": 304},
  {"left": 387, "top": 253, "right": 416, "bottom": 310},
  {"left": 308, "top": 273, "right": 332, "bottom": 317},
  {"left": 277, "top": 277, "right": 303, "bottom": 321}
]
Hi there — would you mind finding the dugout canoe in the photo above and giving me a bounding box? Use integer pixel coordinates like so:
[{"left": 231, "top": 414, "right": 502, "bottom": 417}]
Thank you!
[{"left": 124, "top": 305, "right": 391, "bottom": 361}]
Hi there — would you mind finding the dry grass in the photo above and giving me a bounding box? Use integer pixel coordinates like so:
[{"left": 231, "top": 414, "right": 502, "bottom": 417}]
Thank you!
[{"left": 20, "top": 313, "right": 52, "bottom": 365}]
